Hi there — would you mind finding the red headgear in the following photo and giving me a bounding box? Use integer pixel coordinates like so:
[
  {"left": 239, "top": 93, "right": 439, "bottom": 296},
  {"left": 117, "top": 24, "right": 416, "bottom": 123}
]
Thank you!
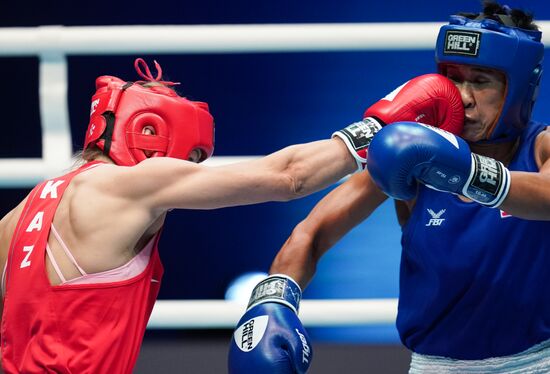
[{"left": 84, "top": 58, "right": 214, "bottom": 166}]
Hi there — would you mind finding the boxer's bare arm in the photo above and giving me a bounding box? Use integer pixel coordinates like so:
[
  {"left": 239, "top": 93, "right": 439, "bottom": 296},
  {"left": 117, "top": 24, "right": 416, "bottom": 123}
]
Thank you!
[
  {"left": 498, "top": 127, "right": 550, "bottom": 219},
  {"left": 270, "top": 170, "right": 387, "bottom": 288},
  {"left": 103, "top": 137, "right": 356, "bottom": 213}
]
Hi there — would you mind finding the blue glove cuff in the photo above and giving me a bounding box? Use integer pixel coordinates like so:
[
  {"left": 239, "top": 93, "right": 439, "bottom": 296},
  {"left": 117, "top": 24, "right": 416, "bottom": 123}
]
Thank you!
[
  {"left": 247, "top": 274, "right": 302, "bottom": 314},
  {"left": 463, "top": 153, "right": 511, "bottom": 208}
]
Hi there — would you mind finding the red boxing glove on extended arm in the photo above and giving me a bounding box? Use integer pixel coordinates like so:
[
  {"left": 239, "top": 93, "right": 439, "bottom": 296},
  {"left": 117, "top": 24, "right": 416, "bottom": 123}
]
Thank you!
[
  {"left": 334, "top": 74, "right": 464, "bottom": 172},
  {"left": 364, "top": 73, "right": 464, "bottom": 133}
]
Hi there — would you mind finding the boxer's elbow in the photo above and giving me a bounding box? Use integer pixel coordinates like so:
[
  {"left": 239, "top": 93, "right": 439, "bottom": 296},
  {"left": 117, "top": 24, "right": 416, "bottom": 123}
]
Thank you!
[
  {"left": 266, "top": 148, "right": 326, "bottom": 200},
  {"left": 278, "top": 165, "right": 307, "bottom": 201}
]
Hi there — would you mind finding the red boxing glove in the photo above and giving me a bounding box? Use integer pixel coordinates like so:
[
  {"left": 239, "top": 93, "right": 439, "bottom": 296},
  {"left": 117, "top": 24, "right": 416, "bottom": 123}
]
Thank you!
[
  {"left": 364, "top": 73, "right": 464, "bottom": 133},
  {"left": 333, "top": 74, "right": 464, "bottom": 172}
]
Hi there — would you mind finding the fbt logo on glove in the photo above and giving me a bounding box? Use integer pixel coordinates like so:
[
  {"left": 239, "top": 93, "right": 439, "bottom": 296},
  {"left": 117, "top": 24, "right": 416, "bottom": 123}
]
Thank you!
[{"left": 233, "top": 315, "right": 269, "bottom": 352}]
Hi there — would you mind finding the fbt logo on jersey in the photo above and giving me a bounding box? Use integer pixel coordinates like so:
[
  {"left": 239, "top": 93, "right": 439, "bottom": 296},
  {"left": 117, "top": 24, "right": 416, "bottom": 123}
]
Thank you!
[
  {"left": 19, "top": 179, "right": 65, "bottom": 269},
  {"left": 426, "top": 208, "right": 446, "bottom": 226}
]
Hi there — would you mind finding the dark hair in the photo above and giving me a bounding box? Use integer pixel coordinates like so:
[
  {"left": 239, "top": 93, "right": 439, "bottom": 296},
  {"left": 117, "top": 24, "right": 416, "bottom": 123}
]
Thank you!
[{"left": 458, "top": 1, "right": 538, "bottom": 31}]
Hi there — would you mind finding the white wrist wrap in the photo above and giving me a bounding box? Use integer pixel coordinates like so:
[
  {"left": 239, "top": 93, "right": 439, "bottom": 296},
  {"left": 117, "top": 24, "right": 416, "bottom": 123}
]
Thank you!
[
  {"left": 463, "top": 153, "right": 511, "bottom": 208},
  {"left": 332, "top": 117, "right": 383, "bottom": 173}
]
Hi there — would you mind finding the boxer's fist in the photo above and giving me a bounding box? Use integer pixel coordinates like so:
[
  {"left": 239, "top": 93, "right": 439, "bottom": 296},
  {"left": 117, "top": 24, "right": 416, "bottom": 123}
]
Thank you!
[
  {"left": 334, "top": 74, "right": 464, "bottom": 172},
  {"left": 228, "top": 275, "right": 312, "bottom": 374},
  {"left": 367, "top": 122, "right": 510, "bottom": 207}
]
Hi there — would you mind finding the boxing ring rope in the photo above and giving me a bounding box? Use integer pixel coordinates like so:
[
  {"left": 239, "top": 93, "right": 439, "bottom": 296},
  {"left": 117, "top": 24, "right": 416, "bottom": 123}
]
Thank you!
[
  {"left": 148, "top": 299, "right": 398, "bottom": 328},
  {"left": 1, "top": 22, "right": 549, "bottom": 328}
]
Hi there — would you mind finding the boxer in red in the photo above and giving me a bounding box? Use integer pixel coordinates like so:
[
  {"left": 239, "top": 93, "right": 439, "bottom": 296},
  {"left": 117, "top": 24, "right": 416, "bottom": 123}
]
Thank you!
[
  {"left": 0, "top": 57, "right": 462, "bottom": 373},
  {"left": 0, "top": 57, "right": 357, "bottom": 374}
]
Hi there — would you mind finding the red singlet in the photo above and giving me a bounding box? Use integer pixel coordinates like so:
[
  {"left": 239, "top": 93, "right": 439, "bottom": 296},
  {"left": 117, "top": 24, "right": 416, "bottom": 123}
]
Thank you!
[{"left": 1, "top": 163, "right": 164, "bottom": 373}]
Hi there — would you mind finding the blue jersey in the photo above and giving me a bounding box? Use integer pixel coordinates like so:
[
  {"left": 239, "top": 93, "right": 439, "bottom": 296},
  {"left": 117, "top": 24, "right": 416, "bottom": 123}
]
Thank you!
[{"left": 398, "top": 121, "right": 550, "bottom": 360}]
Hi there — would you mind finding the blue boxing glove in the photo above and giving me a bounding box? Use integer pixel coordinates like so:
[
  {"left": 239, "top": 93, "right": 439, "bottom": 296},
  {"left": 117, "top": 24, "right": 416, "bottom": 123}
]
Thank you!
[
  {"left": 228, "top": 274, "right": 312, "bottom": 374},
  {"left": 367, "top": 122, "right": 511, "bottom": 207}
]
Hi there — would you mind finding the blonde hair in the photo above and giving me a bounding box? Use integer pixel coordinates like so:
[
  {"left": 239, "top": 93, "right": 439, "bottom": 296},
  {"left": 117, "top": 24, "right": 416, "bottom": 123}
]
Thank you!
[{"left": 70, "top": 145, "right": 108, "bottom": 170}]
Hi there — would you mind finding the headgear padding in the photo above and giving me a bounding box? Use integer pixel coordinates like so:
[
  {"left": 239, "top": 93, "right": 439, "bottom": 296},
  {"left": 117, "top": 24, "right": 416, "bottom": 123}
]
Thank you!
[
  {"left": 84, "top": 58, "right": 214, "bottom": 166},
  {"left": 435, "top": 15, "right": 544, "bottom": 142}
]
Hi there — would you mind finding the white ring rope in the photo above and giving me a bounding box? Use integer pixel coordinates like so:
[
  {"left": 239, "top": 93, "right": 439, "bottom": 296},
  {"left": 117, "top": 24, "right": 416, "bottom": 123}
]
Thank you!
[
  {"left": 0, "top": 23, "right": 443, "bottom": 56},
  {"left": 2, "top": 22, "right": 550, "bottom": 55},
  {"left": 147, "top": 299, "right": 398, "bottom": 329},
  {"left": 2, "top": 21, "right": 550, "bottom": 187}
]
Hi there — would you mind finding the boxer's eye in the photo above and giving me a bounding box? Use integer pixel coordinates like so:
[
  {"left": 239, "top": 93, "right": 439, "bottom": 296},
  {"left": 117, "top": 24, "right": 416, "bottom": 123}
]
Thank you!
[{"left": 188, "top": 149, "right": 202, "bottom": 163}]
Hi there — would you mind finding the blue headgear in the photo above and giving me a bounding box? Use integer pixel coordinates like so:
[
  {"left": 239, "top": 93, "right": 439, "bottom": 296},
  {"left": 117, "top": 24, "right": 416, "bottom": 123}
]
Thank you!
[{"left": 435, "top": 15, "right": 544, "bottom": 142}]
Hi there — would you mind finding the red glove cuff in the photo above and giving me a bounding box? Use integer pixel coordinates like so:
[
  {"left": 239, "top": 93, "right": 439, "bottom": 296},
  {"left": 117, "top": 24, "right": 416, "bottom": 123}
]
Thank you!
[{"left": 332, "top": 117, "right": 383, "bottom": 172}]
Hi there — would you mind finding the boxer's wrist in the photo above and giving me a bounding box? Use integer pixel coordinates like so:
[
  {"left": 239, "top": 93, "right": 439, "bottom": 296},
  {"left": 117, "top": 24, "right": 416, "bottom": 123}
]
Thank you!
[
  {"left": 463, "top": 154, "right": 511, "bottom": 208},
  {"left": 332, "top": 117, "right": 383, "bottom": 172},
  {"left": 247, "top": 274, "right": 302, "bottom": 314}
]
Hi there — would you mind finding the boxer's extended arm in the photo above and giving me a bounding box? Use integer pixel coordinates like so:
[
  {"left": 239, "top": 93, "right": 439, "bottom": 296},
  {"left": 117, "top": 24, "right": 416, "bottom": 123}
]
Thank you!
[
  {"left": 498, "top": 128, "right": 550, "bottom": 219},
  {"left": 114, "top": 137, "right": 357, "bottom": 212},
  {"left": 58, "top": 132, "right": 373, "bottom": 270}
]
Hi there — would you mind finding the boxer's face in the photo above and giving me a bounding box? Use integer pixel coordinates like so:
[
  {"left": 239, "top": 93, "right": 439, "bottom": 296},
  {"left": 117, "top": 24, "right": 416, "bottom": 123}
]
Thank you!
[
  {"left": 142, "top": 126, "right": 201, "bottom": 163},
  {"left": 445, "top": 64, "right": 506, "bottom": 142},
  {"left": 142, "top": 126, "right": 156, "bottom": 158}
]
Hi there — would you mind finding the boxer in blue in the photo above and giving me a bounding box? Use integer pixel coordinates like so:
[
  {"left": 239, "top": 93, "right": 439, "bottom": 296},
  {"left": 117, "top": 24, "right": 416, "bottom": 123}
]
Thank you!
[{"left": 229, "top": 1, "right": 550, "bottom": 373}]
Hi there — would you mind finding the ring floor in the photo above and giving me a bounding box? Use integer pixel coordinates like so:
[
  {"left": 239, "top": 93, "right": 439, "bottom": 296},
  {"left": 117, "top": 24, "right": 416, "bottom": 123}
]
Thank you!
[{"left": 135, "top": 330, "right": 412, "bottom": 373}]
